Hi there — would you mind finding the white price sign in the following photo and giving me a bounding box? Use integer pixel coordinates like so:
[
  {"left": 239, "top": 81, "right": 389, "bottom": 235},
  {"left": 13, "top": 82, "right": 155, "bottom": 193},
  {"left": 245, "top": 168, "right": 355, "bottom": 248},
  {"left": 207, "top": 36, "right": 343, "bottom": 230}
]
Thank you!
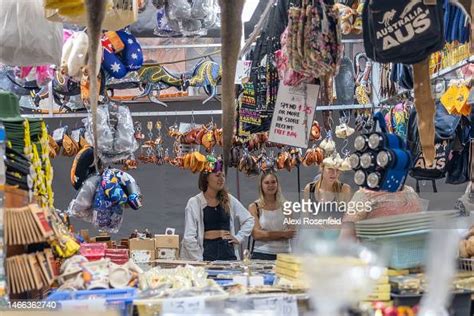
[
  {"left": 162, "top": 297, "right": 206, "bottom": 314},
  {"left": 253, "top": 295, "right": 298, "bottom": 316},
  {"left": 268, "top": 83, "right": 319, "bottom": 148},
  {"left": 235, "top": 60, "right": 252, "bottom": 84}
]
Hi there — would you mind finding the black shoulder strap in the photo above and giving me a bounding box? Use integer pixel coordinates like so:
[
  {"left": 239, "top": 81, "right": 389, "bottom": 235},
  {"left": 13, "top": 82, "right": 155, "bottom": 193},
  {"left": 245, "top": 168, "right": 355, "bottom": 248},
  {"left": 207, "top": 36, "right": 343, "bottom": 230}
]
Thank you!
[
  {"left": 254, "top": 202, "right": 260, "bottom": 218},
  {"left": 309, "top": 182, "right": 317, "bottom": 195}
]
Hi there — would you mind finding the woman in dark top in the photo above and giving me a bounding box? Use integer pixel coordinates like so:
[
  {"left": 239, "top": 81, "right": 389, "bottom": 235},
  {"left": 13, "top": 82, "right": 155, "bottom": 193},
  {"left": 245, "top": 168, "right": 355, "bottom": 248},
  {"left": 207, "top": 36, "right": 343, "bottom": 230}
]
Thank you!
[{"left": 181, "top": 169, "right": 254, "bottom": 261}]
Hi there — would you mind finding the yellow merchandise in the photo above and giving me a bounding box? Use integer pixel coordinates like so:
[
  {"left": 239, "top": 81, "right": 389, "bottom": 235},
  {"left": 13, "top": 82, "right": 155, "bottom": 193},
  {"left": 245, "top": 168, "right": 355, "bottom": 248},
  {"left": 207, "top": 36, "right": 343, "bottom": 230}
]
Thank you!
[
  {"left": 388, "top": 269, "right": 410, "bottom": 277},
  {"left": 276, "top": 253, "right": 302, "bottom": 264},
  {"left": 372, "top": 283, "right": 391, "bottom": 293},
  {"left": 440, "top": 84, "right": 470, "bottom": 115},
  {"left": 365, "top": 292, "right": 391, "bottom": 301},
  {"left": 275, "top": 260, "right": 302, "bottom": 273},
  {"left": 44, "top": 0, "right": 83, "bottom": 10},
  {"left": 58, "top": 4, "right": 86, "bottom": 16}
]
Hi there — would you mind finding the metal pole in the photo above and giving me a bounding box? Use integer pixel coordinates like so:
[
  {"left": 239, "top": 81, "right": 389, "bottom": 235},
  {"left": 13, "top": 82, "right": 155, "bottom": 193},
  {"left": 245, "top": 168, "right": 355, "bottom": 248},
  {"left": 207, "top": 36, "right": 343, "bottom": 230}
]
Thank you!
[
  {"left": 297, "top": 164, "right": 301, "bottom": 201},
  {"left": 236, "top": 168, "right": 241, "bottom": 201}
]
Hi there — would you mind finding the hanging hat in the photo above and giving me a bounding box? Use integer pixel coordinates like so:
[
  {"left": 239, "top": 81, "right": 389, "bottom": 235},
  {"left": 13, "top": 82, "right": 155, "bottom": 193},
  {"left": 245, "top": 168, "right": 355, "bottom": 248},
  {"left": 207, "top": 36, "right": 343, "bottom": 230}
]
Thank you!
[
  {"left": 71, "top": 147, "right": 96, "bottom": 190},
  {"left": 0, "top": 92, "right": 23, "bottom": 122},
  {"left": 320, "top": 153, "right": 351, "bottom": 171}
]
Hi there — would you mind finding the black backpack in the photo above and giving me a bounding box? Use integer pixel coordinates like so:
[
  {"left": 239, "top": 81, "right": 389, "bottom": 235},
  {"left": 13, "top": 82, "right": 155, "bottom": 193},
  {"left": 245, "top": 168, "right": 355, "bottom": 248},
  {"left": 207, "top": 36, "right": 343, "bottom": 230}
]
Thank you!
[
  {"left": 362, "top": 0, "right": 445, "bottom": 64},
  {"left": 407, "top": 101, "right": 462, "bottom": 190}
]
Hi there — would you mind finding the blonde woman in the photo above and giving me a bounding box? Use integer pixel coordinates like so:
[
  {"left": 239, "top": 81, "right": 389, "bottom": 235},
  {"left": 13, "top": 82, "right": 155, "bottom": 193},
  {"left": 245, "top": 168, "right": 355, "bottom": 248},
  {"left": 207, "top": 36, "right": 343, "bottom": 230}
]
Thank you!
[
  {"left": 248, "top": 172, "right": 295, "bottom": 260},
  {"left": 304, "top": 155, "right": 352, "bottom": 205},
  {"left": 303, "top": 154, "right": 352, "bottom": 239}
]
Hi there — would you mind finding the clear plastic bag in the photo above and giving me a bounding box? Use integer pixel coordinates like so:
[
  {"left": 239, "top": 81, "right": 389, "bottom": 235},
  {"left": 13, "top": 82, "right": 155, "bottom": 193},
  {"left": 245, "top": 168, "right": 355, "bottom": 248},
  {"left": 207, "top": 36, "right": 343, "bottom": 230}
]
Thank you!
[
  {"left": 85, "top": 102, "right": 137, "bottom": 164},
  {"left": 68, "top": 175, "right": 100, "bottom": 223},
  {"left": 167, "top": 0, "right": 192, "bottom": 20},
  {"left": 202, "top": 1, "right": 219, "bottom": 29},
  {"left": 0, "top": 0, "right": 63, "bottom": 66},
  {"left": 191, "top": 0, "right": 212, "bottom": 19},
  {"left": 181, "top": 19, "right": 204, "bottom": 36},
  {"left": 113, "top": 103, "right": 139, "bottom": 154},
  {"left": 85, "top": 105, "right": 115, "bottom": 154},
  {"left": 92, "top": 203, "right": 124, "bottom": 234},
  {"left": 93, "top": 177, "right": 125, "bottom": 233},
  {"left": 130, "top": 0, "right": 158, "bottom": 34}
]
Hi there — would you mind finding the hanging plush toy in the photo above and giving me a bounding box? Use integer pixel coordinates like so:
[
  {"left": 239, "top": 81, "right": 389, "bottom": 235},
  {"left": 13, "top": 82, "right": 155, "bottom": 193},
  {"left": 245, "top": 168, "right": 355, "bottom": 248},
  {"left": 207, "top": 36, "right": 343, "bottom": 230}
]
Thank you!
[
  {"left": 101, "top": 30, "right": 143, "bottom": 79},
  {"left": 93, "top": 168, "right": 142, "bottom": 233}
]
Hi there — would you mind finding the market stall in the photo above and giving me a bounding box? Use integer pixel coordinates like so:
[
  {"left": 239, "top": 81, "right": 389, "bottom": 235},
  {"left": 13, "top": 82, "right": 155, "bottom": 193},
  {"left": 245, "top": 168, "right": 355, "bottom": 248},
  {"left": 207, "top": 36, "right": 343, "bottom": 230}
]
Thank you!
[{"left": 0, "top": 0, "right": 473, "bottom": 315}]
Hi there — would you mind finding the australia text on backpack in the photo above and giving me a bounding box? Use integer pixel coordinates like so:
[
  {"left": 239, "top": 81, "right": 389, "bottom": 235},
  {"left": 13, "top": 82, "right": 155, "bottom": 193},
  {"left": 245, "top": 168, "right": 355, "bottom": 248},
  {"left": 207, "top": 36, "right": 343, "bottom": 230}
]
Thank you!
[{"left": 376, "top": 0, "right": 432, "bottom": 50}]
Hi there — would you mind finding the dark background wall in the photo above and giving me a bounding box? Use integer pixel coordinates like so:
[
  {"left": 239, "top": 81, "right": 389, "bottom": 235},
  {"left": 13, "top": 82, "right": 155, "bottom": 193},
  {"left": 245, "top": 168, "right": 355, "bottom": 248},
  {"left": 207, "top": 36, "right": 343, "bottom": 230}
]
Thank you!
[{"left": 46, "top": 100, "right": 467, "bottom": 240}]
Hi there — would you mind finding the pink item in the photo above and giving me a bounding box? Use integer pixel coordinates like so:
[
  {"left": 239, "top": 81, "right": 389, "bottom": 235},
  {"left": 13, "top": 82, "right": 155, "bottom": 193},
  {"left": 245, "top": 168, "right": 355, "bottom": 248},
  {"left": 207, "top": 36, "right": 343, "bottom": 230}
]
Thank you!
[
  {"left": 275, "top": 27, "right": 307, "bottom": 86},
  {"left": 105, "top": 249, "right": 129, "bottom": 265},
  {"left": 343, "top": 186, "right": 423, "bottom": 223},
  {"left": 63, "top": 29, "right": 74, "bottom": 43},
  {"left": 19, "top": 66, "right": 33, "bottom": 79},
  {"left": 80, "top": 243, "right": 107, "bottom": 261},
  {"left": 35, "top": 65, "right": 54, "bottom": 86}
]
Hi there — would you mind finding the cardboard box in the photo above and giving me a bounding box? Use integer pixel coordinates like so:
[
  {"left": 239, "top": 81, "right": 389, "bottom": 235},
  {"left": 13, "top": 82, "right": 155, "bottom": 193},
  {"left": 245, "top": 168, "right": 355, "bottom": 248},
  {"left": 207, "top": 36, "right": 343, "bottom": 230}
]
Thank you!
[
  {"left": 154, "top": 228, "right": 179, "bottom": 260},
  {"left": 129, "top": 238, "right": 155, "bottom": 263},
  {"left": 154, "top": 234, "right": 179, "bottom": 249}
]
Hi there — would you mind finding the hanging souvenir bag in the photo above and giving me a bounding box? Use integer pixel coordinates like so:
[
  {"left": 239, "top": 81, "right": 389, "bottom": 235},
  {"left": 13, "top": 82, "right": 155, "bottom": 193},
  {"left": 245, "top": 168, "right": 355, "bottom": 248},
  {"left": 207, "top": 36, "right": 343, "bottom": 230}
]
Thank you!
[
  {"left": 334, "top": 56, "right": 355, "bottom": 105},
  {"left": 407, "top": 101, "right": 462, "bottom": 181},
  {"left": 445, "top": 117, "right": 471, "bottom": 184},
  {"left": 0, "top": 0, "right": 62, "bottom": 66},
  {"left": 362, "top": 0, "right": 445, "bottom": 64}
]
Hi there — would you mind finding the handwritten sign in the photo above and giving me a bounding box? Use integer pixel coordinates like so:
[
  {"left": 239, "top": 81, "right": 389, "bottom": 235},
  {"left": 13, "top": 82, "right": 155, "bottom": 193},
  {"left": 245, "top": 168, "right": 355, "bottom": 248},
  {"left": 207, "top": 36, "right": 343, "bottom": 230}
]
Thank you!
[
  {"left": 252, "top": 296, "right": 298, "bottom": 316},
  {"left": 235, "top": 60, "right": 252, "bottom": 84},
  {"left": 162, "top": 297, "right": 206, "bottom": 314},
  {"left": 268, "top": 83, "right": 319, "bottom": 148}
]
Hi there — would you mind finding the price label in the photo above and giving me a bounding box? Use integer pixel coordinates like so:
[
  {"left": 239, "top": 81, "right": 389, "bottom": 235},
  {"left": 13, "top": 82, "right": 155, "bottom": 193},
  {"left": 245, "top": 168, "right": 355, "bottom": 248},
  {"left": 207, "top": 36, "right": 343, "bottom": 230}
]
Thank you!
[
  {"left": 162, "top": 297, "right": 205, "bottom": 314},
  {"left": 253, "top": 296, "right": 298, "bottom": 316}
]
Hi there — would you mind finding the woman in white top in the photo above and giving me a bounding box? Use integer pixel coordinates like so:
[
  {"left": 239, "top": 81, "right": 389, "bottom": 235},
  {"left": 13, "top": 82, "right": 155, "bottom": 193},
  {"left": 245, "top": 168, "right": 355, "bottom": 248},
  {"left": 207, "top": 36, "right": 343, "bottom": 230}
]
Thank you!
[{"left": 248, "top": 172, "right": 295, "bottom": 260}]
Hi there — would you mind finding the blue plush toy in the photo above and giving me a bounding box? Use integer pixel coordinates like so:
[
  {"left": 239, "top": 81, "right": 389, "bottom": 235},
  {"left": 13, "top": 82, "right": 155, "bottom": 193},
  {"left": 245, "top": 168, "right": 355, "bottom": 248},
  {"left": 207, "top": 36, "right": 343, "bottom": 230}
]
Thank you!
[
  {"left": 101, "top": 30, "right": 143, "bottom": 79},
  {"left": 93, "top": 169, "right": 142, "bottom": 233}
]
